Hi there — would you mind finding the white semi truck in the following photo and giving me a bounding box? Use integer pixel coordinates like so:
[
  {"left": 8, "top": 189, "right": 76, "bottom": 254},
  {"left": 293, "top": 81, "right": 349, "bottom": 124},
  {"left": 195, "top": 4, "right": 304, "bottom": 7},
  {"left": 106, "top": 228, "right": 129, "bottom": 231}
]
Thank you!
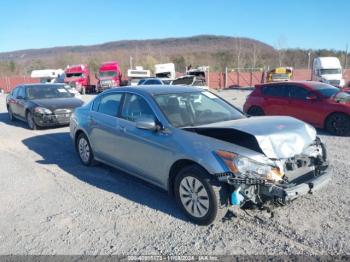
[{"left": 312, "top": 57, "right": 345, "bottom": 87}]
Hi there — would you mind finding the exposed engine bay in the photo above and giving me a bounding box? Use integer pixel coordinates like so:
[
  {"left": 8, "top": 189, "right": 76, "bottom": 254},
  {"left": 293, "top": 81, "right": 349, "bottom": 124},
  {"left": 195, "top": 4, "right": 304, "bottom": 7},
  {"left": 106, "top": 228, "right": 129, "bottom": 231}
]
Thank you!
[{"left": 184, "top": 122, "right": 330, "bottom": 211}]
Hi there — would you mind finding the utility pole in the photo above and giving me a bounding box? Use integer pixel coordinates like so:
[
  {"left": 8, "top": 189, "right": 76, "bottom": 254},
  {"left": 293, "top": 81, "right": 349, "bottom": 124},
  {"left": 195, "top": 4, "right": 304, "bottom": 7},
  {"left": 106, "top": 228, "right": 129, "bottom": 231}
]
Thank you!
[
  {"left": 129, "top": 56, "right": 133, "bottom": 70},
  {"left": 308, "top": 52, "right": 311, "bottom": 80},
  {"left": 344, "top": 43, "right": 348, "bottom": 70}
]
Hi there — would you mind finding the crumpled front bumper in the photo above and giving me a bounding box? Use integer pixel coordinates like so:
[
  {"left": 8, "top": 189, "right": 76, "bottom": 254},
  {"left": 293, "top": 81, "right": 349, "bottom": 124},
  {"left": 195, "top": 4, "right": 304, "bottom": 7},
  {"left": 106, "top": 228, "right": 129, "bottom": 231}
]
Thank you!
[
  {"left": 34, "top": 113, "right": 71, "bottom": 127},
  {"left": 260, "top": 170, "right": 331, "bottom": 202}
]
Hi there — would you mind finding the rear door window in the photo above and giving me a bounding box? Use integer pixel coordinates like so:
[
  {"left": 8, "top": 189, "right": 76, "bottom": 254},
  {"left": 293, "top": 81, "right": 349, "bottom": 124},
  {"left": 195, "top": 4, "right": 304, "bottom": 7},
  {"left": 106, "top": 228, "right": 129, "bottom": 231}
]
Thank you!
[
  {"left": 262, "top": 85, "right": 289, "bottom": 97},
  {"left": 97, "top": 93, "right": 123, "bottom": 116}
]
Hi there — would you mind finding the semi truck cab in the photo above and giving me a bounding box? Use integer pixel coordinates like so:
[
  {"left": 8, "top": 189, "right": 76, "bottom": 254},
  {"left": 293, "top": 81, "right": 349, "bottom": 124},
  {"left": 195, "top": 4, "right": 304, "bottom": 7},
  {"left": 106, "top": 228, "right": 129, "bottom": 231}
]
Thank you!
[
  {"left": 96, "top": 61, "right": 122, "bottom": 92},
  {"left": 64, "top": 64, "right": 91, "bottom": 94},
  {"left": 312, "top": 57, "right": 345, "bottom": 87}
]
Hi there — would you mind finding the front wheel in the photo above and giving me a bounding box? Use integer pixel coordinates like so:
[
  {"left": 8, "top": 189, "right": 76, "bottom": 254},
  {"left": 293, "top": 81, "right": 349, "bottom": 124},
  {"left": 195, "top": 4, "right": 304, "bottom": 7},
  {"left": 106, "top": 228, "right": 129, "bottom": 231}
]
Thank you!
[
  {"left": 174, "top": 165, "right": 229, "bottom": 225},
  {"left": 325, "top": 113, "right": 350, "bottom": 136},
  {"left": 26, "top": 111, "right": 37, "bottom": 130},
  {"left": 76, "top": 133, "right": 94, "bottom": 166},
  {"left": 247, "top": 106, "right": 265, "bottom": 116}
]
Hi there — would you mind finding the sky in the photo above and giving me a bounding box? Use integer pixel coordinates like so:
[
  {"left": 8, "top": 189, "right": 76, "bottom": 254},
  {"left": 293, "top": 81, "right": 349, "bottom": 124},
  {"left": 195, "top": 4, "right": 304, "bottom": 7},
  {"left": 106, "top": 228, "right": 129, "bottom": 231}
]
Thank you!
[{"left": 0, "top": 0, "right": 349, "bottom": 53}]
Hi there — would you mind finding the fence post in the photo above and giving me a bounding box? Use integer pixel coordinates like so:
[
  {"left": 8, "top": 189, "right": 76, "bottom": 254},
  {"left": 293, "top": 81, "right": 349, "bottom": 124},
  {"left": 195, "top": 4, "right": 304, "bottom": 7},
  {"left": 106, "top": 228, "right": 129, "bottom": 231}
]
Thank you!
[{"left": 250, "top": 69, "right": 253, "bottom": 87}]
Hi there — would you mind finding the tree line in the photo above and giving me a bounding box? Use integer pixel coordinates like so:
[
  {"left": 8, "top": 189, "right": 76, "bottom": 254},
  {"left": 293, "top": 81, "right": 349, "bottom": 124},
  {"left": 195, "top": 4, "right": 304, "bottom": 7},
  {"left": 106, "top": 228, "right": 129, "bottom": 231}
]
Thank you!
[{"left": 0, "top": 47, "right": 348, "bottom": 77}]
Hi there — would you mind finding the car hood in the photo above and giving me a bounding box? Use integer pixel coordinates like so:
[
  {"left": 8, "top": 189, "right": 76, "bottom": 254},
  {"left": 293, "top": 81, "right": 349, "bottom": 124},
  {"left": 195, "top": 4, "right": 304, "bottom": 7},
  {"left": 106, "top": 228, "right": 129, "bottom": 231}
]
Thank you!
[
  {"left": 31, "top": 98, "right": 84, "bottom": 111},
  {"left": 184, "top": 116, "right": 316, "bottom": 159}
]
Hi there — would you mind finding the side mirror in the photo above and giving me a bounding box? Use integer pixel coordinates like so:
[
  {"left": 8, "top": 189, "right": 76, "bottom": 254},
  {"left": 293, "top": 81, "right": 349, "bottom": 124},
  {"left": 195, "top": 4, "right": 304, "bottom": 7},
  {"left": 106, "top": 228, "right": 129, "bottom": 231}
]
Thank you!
[
  {"left": 17, "top": 95, "right": 25, "bottom": 100},
  {"left": 136, "top": 117, "right": 158, "bottom": 131}
]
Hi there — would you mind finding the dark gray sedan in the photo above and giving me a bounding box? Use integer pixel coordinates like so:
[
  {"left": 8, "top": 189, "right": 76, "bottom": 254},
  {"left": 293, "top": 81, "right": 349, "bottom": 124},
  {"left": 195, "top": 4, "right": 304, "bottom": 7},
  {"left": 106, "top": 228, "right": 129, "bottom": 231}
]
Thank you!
[
  {"left": 70, "top": 86, "right": 330, "bottom": 225},
  {"left": 7, "top": 84, "right": 83, "bottom": 130}
]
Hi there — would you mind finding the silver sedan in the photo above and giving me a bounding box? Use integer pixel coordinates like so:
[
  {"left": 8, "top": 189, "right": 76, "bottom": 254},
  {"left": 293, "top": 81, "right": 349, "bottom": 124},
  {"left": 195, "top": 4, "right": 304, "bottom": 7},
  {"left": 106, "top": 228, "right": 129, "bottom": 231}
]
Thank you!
[{"left": 70, "top": 86, "right": 330, "bottom": 225}]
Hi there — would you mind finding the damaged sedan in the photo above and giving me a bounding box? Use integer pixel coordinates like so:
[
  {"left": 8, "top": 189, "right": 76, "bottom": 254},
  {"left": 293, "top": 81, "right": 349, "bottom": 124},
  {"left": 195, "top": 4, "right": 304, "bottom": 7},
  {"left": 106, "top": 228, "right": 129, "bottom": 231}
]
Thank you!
[{"left": 70, "top": 86, "right": 330, "bottom": 225}]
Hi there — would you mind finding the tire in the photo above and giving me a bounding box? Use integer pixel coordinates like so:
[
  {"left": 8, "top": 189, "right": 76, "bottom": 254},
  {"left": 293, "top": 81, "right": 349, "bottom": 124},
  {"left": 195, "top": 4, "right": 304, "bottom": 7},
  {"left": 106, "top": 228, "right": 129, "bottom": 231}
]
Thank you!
[
  {"left": 8, "top": 106, "right": 15, "bottom": 122},
  {"left": 174, "top": 164, "right": 229, "bottom": 225},
  {"left": 325, "top": 113, "right": 350, "bottom": 136},
  {"left": 247, "top": 106, "right": 265, "bottom": 116},
  {"left": 76, "top": 133, "right": 94, "bottom": 166},
  {"left": 26, "top": 111, "right": 37, "bottom": 130}
]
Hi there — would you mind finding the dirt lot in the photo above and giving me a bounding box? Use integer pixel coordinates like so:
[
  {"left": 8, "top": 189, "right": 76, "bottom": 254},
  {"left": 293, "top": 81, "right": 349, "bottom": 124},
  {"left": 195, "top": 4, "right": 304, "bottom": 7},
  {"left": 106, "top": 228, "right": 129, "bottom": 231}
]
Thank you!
[{"left": 0, "top": 90, "right": 349, "bottom": 255}]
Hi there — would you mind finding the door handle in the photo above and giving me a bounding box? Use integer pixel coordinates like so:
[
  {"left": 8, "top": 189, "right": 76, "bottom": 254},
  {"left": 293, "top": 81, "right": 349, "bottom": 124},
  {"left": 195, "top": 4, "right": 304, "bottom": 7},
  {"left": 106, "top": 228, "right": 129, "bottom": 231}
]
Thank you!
[{"left": 119, "top": 126, "right": 126, "bottom": 132}]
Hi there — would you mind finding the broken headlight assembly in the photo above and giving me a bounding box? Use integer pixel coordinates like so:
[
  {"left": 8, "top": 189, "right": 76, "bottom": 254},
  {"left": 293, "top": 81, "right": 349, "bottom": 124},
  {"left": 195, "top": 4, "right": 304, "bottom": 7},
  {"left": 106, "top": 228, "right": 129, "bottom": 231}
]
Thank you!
[{"left": 215, "top": 150, "right": 284, "bottom": 183}]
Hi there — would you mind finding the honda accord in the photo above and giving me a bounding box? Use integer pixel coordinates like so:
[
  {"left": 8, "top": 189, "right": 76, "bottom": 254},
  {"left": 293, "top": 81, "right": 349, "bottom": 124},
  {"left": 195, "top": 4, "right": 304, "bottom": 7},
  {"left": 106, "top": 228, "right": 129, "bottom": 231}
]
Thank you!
[{"left": 70, "top": 86, "right": 330, "bottom": 225}]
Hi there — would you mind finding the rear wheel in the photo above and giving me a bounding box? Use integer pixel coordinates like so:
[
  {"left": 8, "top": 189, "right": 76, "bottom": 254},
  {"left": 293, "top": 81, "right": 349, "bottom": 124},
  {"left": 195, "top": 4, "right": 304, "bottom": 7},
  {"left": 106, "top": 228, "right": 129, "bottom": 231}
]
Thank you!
[
  {"left": 325, "top": 113, "right": 350, "bottom": 136},
  {"left": 247, "top": 106, "right": 265, "bottom": 116},
  {"left": 26, "top": 111, "right": 37, "bottom": 130},
  {"left": 8, "top": 106, "right": 15, "bottom": 121},
  {"left": 174, "top": 164, "right": 229, "bottom": 225}
]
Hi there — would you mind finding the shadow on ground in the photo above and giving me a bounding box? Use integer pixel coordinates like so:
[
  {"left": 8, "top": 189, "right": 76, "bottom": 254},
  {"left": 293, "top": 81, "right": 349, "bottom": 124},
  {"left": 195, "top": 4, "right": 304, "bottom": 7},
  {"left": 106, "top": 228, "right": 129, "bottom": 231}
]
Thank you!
[
  {"left": 0, "top": 112, "right": 28, "bottom": 129},
  {"left": 22, "top": 131, "right": 187, "bottom": 222}
]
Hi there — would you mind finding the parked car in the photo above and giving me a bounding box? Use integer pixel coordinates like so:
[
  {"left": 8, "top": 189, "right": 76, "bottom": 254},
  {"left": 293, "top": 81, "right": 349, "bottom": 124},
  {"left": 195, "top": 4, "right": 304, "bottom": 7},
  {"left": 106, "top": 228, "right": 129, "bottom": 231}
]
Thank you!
[
  {"left": 6, "top": 84, "right": 84, "bottom": 130},
  {"left": 137, "top": 78, "right": 165, "bottom": 85},
  {"left": 70, "top": 86, "right": 329, "bottom": 225},
  {"left": 171, "top": 75, "right": 209, "bottom": 90},
  {"left": 243, "top": 81, "right": 350, "bottom": 136}
]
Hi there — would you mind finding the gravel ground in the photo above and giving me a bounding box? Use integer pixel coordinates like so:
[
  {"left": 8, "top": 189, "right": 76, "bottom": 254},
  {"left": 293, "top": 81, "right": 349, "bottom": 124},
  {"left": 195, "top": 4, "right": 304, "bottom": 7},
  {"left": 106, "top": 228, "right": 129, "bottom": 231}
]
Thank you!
[{"left": 0, "top": 90, "right": 349, "bottom": 255}]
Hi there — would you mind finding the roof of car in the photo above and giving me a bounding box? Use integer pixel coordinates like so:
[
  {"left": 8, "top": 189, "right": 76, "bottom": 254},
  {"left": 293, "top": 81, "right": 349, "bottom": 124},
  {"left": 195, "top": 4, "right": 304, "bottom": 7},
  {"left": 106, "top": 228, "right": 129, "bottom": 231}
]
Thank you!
[
  {"left": 258, "top": 80, "right": 340, "bottom": 89},
  {"left": 104, "top": 85, "right": 203, "bottom": 95},
  {"left": 22, "top": 83, "right": 65, "bottom": 87}
]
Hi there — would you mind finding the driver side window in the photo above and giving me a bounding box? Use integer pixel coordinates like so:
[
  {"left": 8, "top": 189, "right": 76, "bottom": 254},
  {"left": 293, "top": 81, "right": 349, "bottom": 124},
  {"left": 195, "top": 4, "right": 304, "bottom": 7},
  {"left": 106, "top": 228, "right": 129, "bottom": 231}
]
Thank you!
[
  {"left": 289, "top": 86, "right": 310, "bottom": 100},
  {"left": 121, "top": 94, "right": 155, "bottom": 122}
]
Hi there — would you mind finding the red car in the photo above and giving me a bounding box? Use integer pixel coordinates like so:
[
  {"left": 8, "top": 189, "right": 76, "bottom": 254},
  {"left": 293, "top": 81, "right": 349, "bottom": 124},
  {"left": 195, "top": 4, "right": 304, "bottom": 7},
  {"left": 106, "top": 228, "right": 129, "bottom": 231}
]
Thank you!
[{"left": 243, "top": 81, "right": 350, "bottom": 136}]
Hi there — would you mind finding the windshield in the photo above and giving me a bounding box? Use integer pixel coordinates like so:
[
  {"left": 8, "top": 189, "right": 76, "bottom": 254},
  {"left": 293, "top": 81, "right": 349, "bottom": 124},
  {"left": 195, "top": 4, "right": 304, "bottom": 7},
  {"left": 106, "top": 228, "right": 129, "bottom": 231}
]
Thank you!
[
  {"left": 99, "top": 71, "right": 117, "bottom": 78},
  {"left": 154, "top": 91, "right": 244, "bottom": 128},
  {"left": 320, "top": 69, "right": 341, "bottom": 75},
  {"left": 66, "top": 72, "right": 83, "bottom": 78},
  {"left": 311, "top": 83, "right": 340, "bottom": 98},
  {"left": 271, "top": 74, "right": 290, "bottom": 80},
  {"left": 26, "top": 85, "right": 74, "bottom": 100}
]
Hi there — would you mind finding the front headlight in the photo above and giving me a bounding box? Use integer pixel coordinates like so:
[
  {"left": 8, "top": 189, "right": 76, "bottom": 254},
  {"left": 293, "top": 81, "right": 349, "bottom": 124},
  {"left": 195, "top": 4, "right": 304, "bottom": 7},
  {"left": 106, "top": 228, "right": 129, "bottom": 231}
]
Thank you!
[
  {"left": 215, "top": 150, "right": 283, "bottom": 182},
  {"left": 34, "top": 107, "right": 52, "bottom": 114}
]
